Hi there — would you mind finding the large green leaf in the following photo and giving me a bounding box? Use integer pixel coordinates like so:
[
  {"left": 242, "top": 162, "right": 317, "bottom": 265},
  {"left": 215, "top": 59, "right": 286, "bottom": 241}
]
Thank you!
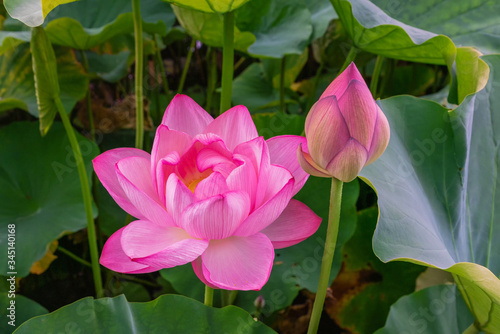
[
  {"left": 4, "top": 0, "right": 77, "bottom": 27},
  {"left": 31, "top": 26, "right": 60, "bottom": 135},
  {"left": 330, "top": 0, "right": 456, "bottom": 65},
  {"left": 370, "top": 0, "right": 500, "bottom": 55},
  {"left": 0, "top": 122, "right": 98, "bottom": 277},
  {"left": 0, "top": 31, "right": 30, "bottom": 55},
  {"left": 306, "top": 0, "right": 338, "bottom": 41},
  {"left": 0, "top": 293, "right": 47, "bottom": 334},
  {"left": 375, "top": 285, "right": 474, "bottom": 334},
  {"left": 0, "top": 44, "right": 88, "bottom": 118},
  {"left": 162, "top": 0, "right": 251, "bottom": 13},
  {"left": 236, "top": 0, "right": 313, "bottom": 58},
  {"left": 13, "top": 294, "right": 276, "bottom": 333},
  {"left": 172, "top": 5, "right": 255, "bottom": 52},
  {"left": 42, "top": 0, "right": 175, "bottom": 50},
  {"left": 360, "top": 55, "right": 500, "bottom": 332}
]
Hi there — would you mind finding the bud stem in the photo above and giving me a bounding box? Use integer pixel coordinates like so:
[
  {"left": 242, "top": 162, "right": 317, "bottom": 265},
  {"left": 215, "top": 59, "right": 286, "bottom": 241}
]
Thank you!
[
  {"left": 204, "top": 285, "right": 214, "bottom": 307},
  {"left": 307, "top": 177, "right": 344, "bottom": 334}
]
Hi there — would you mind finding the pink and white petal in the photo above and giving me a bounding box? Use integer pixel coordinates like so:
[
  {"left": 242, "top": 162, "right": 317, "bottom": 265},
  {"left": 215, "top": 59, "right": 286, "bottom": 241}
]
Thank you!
[
  {"left": 319, "top": 62, "right": 364, "bottom": 100},
  {"left": 305, "top": 96, "right": 350, "bottom": 168},
  {"left": 123, "top": 224, "right": 209, "bottom": 268},
  {"left": 203, "top": 105, "right": 258, "bottom": 150},
  {"left": 226, "top": 157, "right": 258, "bottom": 210},
  {"left": 151, "top": 125, "right": 192, "bottom": 186},
  {"left": 325, "top": 139, "right": 368, "bottom": 182},
  {"left": 261, "top": 200, "right": 322, "bottom": 249},
  {"left": 255, "top": 164, "right": 293, "bottom": 209},
  {"left": 100, "top": 226, "right": 160, "bottom": 274},
  {"left": 181, "top": 191, "right": 250, "bottom": 240},
  {"left": 165, "top": 173, "right": 196, "bottom": 224},
  {"left": 201, "top": 233, "right": 274, "bottom": 291},
  {"left": 297, "top": 144, "right": 332, "bottom": 178},
  {"left": 156, "top": 153, "right": 180, "bottom": 205},
  {"left": 366, "top": 107, "right": 390, "bottom": 165},
  {"left": 194, "top": 172, "right": 229, "bottom": 200},
  {"left": 336, "top": 79, "right": 377, "bottom": 148},
  {"left": 267, "top": 135, "right": 309, "bottom": 196},
  {"left": 93, "top": 148, "right": 150, "bottom": 219},
  {"left": 234, "top": 177, "right": 294, "bottom": 237},
  {"left": 192, "top": 257, "right": 218, "bottom": 288},
  {"left": 196, "top": 148, "right": 236, "bottom": 175},
  {"left": 116, "top": 156, "right": 175, "bottom": 226},
  {"left": 233, "top": 136, "right": 269, "bottom": 175},
  {"left": 161, "top": 94, "right": 213, "bottom": 137}
]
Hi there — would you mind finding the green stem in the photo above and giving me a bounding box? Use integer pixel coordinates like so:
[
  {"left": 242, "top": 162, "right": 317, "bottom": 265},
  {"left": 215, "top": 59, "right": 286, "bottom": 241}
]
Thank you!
[
  {"left": 220, "top": 11, "right": 234, "bottom": 115},
  {"left": 379, "top": 58, "right": 395, "bottom": 98},
  {"left": 370, "top": 55, "right": 384, "bottom": 98},
  {"left": 280, "top": 56, "right": 286, "bottom": 113},
  {"left": 307, "top": 177, "right": 343, "bottom": 334},
  {"left": 154, "top": 34, "right": 172, "bottom": 101},
  {"left": 204, "top": 286, "right": 214, "bottom": 306},
  {"left": 463, "top": 323, "right": 480, "bottom": 334},
  {"left": 132, "top": 0, "right": 144, "bottom": 150},
  {"left": 79, "top": 50, "right": 95, "bottom": 141},
  {"left": 55, "top": 97, "right": 103, "bottom": 298},
  {"left": 205, "top": 47, "right": 217, "bottom": 113},
  {"left": 339, "top": 46, "right": 358, "bottom": 73},
  {"left": 57, "top": 246, "right": 92, "bottom": 267},
  {"left": 177, "top": 38, "right": 196, "bottom": 94}
]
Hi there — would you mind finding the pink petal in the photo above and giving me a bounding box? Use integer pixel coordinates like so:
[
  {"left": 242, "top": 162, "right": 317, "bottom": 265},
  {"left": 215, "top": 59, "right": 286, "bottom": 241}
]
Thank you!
[
  {"left": 192, "top": 257, "right": 218, "bottom": 288},
  {"left": 336, "top": 79, "right": 377, "bottom": 148},
  {"left": 151, "top": 125, "right": 192, "bottom": 189},
  {"left": 255, "top": 164, "right": 293, "bottom": 208},
  {"left": 161, "top": 94, "right": 214, "bottom": 137},
  {"left": 194, "top": 172, "right": 229, "bottom": 200},
  {"left": 156, "top": 152, "right": 180, "bottom": 205},
  {"left": 196, "top": 147, "right": 236, "bottom": 177},
  {"left": 100, "top": 226, "right": 160, "bottom": 274},
  {"left": 93, "top": 148, "right": 150, "bottom": 219},
  {"left": 165, "top": 173, "right": 196, "bottom": 224},
  {"left": 121, "top": 220, "right": 208, "bottom": 268},
  {"left": 233, "top": 136, "right": 269, "bottom": 175},
  {"left": 261, "top": 199, "right": 322, "bottom": 249},
  {"left": 234, "top": 175, "right": 294, "bottom": 237},
  {"left": 319, "top": 62, "right": 364, "bottom": 100},
  {"left": 366, "top": 107, "right": 390, "bottom": 165},
  {"left": 226, "top": 156, "right": 258, "bottom": 210},
  {"left": 116, "top": 156, "right": 175, "bottom": 226},
  {"left": 201, "top": 233, "right": 274, "bottom": 291},
  {"left": 325, "top": 139, "right": 368, "bottom": 182},
  {"left": 267, "top": 135, "right": 310, "bottom": 196},
  {"left": 305, "top": 96, "right": 350, "bottom": 168},
  {"left": 297, "top": 144, "right": 332, "bottom": 178},
  {"left": 203, "top": 105, "right": 258, "bottom": 150},
  {"left": 181, "top": 191, "right": 250, "bottom": 240}
]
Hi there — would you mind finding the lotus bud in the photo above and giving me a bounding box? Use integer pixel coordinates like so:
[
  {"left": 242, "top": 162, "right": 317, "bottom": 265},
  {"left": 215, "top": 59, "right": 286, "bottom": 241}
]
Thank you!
[{"left": 298, "top": 63, "right": 390, "bottom": 182}]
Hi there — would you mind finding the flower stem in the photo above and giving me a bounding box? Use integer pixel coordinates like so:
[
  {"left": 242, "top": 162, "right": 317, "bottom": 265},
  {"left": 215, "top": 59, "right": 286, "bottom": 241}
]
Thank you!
[
  {"left": 132, "top": 0, "right": 144, "bottom": 150},
  {"left": 177, "top": 38, "right": 196, "bottom": 94},
  {"left": 339, "top": 46, "right": 358, "bottom": 73},
  {"left": 307, "top": 177, "right": 343, "bottom": 334},
  {"left": 154, "top": 34, "right": 172, "bottom": 101},
  {"left": 79, "top": 50, "right": 95, "bottom": 141},
  {"left": 370, "top": 55, "right": 384, "bottom": 98},
  {"left": 55, "top": 97, "right": 103, "bottom": 298},
  {"left": 204, "top": 286, "right": 214, "bottom": 306},
  {"left": 280, "top": 56, "right": 286, "bottom": 113},
  {"left": 220, "top": 11, "right": 234, "bottom": 115}
]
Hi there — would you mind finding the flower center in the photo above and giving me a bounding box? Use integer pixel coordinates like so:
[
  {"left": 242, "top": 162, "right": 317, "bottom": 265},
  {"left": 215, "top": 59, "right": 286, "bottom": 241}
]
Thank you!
[{"left": 184, "top": 168, "right": 212, "bottom": 193}]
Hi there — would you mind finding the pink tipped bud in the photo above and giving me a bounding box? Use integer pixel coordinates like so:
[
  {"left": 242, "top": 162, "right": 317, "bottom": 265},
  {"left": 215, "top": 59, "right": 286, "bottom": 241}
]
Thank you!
[{"left": 298, "top": 63, "right": 390, "bottom": 182}]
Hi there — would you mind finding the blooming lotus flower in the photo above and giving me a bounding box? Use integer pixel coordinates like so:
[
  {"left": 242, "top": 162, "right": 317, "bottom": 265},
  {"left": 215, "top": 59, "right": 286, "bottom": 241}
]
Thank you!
[
  {"left": 298, "top": 63, "right": 390, "bottom": 182},
  {"left": 94, "top": 95, "right": 321, "bottom": 290}
]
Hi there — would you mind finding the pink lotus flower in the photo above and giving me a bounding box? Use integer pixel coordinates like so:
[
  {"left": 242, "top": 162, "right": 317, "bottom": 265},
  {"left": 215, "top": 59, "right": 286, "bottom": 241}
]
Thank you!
[
  {"left": 94, "top": 95, "right": 321, "bottom": 291},
  {"left": 298, "top": 63, "right": 390, "bottom": 182}
]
